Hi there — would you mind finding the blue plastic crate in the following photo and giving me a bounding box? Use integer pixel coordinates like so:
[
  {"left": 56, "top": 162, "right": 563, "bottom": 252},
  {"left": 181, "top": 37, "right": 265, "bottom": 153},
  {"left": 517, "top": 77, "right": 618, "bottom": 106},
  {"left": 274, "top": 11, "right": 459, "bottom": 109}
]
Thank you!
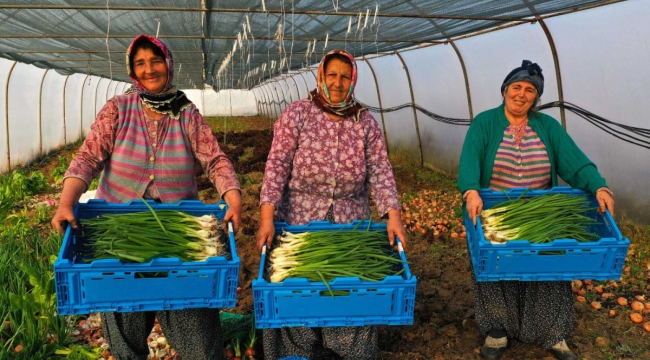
[
  {"left": 465, "top": 187, "right": 630, "bottom": 282},
  {"left": 252, "top": 220, "right": 416, "bottom": 328},
  {"left": 54, "top": 199, "right": 240, "bottom": 315}
]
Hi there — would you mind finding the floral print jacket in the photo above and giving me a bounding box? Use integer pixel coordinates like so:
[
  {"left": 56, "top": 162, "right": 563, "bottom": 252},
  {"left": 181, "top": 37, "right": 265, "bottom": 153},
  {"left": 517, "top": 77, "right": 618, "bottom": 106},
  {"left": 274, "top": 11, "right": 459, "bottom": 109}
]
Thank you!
[{"left": 260, "top": 99, "right": 400, "bottom": 225}]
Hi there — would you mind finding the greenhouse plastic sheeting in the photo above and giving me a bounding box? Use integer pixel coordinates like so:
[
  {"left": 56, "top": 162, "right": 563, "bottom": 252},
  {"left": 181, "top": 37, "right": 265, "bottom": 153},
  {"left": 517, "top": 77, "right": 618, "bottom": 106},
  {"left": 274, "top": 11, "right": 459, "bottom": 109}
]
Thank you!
[
  {"left": 184, "top": 89, "right": 257, "bottom": 117},
  {"left": 401, "top": 45, "right": 470, "bottom": 176},
  {"left": 544, "top": 1, "right": 650, "bottom": 222},
  {"left": 0, "top": 1, "right": 611, "bottom": 89}
]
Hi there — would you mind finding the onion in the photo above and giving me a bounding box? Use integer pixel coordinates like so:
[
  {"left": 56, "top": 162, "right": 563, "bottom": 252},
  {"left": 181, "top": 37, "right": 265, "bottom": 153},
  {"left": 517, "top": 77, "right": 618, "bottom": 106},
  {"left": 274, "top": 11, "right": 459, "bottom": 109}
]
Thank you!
[
  {"left": 631, "top": 301, "right": 645, "bottom": 311},
  {"left": 630, "top": 313, "right": 644, "bottom": 324},
  {"left": 576, "top": 296, "right": 586, "bottom": 303},
  {"left": 572, "top": 280, "right": 583, "bottom": 292},
  {"left": 609, "top": 310, "right": 617, "bottom": 316},
  {"left": 591, "top": 301, "right": 602, "bottom": 310},
  {"left": 616, "top": 297, "right": 628, "bottom": 306},
  {"left": 644, "top": 322, "right": 650, "bottom": 333}
]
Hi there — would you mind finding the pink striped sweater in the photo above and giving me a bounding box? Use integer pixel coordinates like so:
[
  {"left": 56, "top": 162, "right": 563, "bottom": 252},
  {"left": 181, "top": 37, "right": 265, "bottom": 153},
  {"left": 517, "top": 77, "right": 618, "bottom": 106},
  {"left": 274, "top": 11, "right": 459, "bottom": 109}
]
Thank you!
[
  {"left": 95, "top": 92, "right": 198, "bottom": 203},
  {"left": 489, "top": 126, "right": 551, "bottom": 191}
]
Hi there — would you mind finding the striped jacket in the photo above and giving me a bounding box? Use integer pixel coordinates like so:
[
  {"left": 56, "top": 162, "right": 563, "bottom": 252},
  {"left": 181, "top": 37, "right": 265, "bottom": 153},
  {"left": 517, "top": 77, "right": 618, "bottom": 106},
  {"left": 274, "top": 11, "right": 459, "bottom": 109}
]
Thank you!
[{"left": 95, "top": 92, "right": 198, "bottom": 203}]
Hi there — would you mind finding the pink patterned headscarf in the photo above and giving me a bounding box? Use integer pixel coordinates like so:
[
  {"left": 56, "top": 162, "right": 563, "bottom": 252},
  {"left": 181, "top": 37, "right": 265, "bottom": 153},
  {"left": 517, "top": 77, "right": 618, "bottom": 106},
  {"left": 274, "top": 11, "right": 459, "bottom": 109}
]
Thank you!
[
  {"left": 309, "top": 49, "right": 365, "bottom": 120},
  {"left": 125, "top": 34, "right": 191, "bottom": 118}
]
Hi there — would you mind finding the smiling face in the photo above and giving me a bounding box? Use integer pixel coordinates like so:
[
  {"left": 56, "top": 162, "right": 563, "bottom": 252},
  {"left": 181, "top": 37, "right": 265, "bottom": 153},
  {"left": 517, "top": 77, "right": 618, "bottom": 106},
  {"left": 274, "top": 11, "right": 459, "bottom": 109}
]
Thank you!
[
  {"left": 503, "top": 80, "right": 538, "bottom": 119},
  {"left": 324, "top": 58, "right": 353, "bottom": 104},
  {"left": 132, "top": 47, "right": 168, "bottom": 94}
]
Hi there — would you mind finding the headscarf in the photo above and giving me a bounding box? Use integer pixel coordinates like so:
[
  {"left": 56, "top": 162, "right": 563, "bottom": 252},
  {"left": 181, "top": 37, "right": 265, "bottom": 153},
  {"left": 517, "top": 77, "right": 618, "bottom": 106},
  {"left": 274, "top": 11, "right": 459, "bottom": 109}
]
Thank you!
[
  {"left": 309, "top": 49, "right": 366, "bottom": 121},
  {"left": 500, "top": 60, "right": 544, "bottom": 96},
  {"left": 125, "top": 34, "right": 191, "bottom": 119}
]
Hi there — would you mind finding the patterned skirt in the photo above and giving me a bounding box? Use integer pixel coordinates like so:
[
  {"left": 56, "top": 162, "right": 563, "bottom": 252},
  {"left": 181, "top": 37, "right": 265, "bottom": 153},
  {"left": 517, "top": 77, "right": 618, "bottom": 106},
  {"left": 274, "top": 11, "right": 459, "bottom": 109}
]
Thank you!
[{"left": 471, "top": 270, "right": 574, "bottom": 349}]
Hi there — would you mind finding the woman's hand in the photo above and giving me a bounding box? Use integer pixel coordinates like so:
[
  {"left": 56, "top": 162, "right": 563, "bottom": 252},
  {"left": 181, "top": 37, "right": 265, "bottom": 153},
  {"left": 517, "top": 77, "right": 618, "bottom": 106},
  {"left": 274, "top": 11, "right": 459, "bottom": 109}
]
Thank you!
[
  {"left": 387, "top": 209, "right": 407, "bottom": 248},
  {"left": 465, "top": 190, "right": 483, "bottom": 226},
  {"left": 52, "top": 204, "right": 78, "bottom": 235},
  {"left": 222, "top": 189, "right": 242, "bottom": 233},
  {"left": 51, "top": 177, "right": 87, "bottom": 234},
  {"left": 257, "top": 204, "right": 276, "bottom": 252},
  {"left": 596, "top": 189, "right": 615, "bottom": 217}
]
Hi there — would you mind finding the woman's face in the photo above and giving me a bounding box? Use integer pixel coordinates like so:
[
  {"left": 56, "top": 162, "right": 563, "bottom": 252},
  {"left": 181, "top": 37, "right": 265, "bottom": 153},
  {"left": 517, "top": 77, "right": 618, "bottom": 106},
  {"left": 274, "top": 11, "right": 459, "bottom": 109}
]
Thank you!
[
  {"left": 324, "top": 58, "right": 352, "bottom": 104},
  {"left": 133, "top": 47, "right": 168, "bottom": 93},
  {"left": 503, "top": 80, "right": 537, "bottom": 117}
]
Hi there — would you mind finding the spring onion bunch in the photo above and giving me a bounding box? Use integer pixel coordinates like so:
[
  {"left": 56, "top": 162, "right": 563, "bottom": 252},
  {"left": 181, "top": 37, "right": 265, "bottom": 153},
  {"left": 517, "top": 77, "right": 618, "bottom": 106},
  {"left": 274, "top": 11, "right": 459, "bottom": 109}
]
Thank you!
[
  {"left": 81, "top": 210, "right": 227, "bottom": 263},
  {"left": 268, "top": 227, "right": 405, "bottom": 291},
  {"left": 480, "top": 193, "right": 600, "bottom": 244}
]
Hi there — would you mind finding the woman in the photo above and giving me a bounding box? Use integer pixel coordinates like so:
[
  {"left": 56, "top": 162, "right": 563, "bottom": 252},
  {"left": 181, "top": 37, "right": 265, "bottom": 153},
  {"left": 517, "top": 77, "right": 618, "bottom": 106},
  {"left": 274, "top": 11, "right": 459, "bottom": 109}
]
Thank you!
[
  {"left": 458, "top": 60, "right": 615, "bottom": 360},
  {"left": 51, "top": 34, "right": 242, "bottom": 360},
  {"left": 256, "top": 49, "right": 408, "bottom": 359}
]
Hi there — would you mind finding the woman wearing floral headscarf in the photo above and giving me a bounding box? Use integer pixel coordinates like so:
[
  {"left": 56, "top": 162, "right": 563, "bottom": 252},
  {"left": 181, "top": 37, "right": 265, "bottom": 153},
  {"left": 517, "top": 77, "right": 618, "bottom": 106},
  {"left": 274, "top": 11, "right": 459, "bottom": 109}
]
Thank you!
[
  {"left": 256, "top": 49, "right": 407, "bottom": 359},
  {"left": 52, "top": 34, "right": 242, "bottom": 360}
]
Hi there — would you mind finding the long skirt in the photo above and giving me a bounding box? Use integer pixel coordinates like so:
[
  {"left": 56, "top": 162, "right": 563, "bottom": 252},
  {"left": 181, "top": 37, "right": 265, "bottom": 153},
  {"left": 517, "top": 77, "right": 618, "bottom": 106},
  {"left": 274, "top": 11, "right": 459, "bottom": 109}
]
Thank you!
[
  {"left": 101, "top": 308, "right": 223, "bottom": 360},
  {"left": 262, "top": 326, "right": 377, "bottom": 360},
  {"left": 471, "top": 271, "right": 574, "bottom": 350}
]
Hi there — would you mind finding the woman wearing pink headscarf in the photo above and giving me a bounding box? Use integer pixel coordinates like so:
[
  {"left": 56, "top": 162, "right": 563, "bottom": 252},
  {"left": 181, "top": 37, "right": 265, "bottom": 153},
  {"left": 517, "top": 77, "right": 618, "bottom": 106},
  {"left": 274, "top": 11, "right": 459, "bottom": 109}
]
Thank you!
[
  {"left": 256, "top": 49, "right": 407, "bottom": 359},
  {"left": 52, "top": 34, "right": 242, "bottom": 360}
]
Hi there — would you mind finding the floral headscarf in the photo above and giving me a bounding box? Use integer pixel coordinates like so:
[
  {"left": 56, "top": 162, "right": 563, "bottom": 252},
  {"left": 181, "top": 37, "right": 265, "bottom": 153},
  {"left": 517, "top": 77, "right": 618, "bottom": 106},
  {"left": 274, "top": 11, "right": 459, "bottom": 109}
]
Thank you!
[
  {"left": 125, "top": 34, "right": 191, "bottom": 119},
  {"left": 309, "top": 49, "right": 366, "bottom": 121}
]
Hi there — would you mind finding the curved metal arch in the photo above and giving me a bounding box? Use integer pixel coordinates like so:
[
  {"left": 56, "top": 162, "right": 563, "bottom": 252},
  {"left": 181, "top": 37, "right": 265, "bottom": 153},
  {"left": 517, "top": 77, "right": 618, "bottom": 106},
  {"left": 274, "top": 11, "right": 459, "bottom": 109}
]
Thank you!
[
  {"left": 296, "top": 71, "right": 311, "bottom": 98},
  {"left": 448, "top": 40, "right": 474, "bottom": 121},
  {"left": 361, "top": 56, "right": 390, "bottom": 155},
  {"left": 393, "top": 51, "right": 424, "bottom": 166},
  {"left": 4, "top": 61, "right": 18, "bottom": 171},
  {"left": 62, "top": 74, "right": 71, "bottom": 144},
  {"left": 38, "top": 69, "right": 50, "bottom": 156},
  {"left": 80, "top": 74, "right": 91, "bottom": 138}
]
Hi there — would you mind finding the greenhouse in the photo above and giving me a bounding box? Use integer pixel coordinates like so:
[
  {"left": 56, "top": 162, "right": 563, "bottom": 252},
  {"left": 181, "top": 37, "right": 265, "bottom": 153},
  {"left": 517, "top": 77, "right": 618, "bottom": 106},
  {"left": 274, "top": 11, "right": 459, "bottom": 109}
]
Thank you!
[{"left": 0, "top": 0, "right": 648, "bottom": 359}]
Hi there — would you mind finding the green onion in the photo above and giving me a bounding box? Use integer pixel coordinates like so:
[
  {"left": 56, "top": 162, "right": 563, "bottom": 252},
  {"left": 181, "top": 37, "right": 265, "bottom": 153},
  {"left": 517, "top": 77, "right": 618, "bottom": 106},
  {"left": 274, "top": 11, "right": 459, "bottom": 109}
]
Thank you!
[
  {"left": 80, "top": 211, "right": 228, "bottom": 263},
  {"left": 267, "top": 226, "right": 406, "bottom": 296},
  {"left": 480, "top": 193, "right": 600, "bottom": 244}
]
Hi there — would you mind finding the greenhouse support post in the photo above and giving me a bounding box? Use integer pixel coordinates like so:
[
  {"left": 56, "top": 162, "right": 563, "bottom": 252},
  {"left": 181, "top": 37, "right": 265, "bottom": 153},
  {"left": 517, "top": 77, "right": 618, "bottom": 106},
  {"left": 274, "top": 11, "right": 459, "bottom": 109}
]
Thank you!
[
  {"left": 4, "top": 61, "right": 17, "bottom": 171},
  {"left": 105, "top": 80, "right": 113, "bottom": 101},
  {"left": 38, "top": 69, "right": 49, "bottom": 157},
  {"left": 448, "top": 40, "right": 474, "bottom": 121},
  {"left": 287, "top": 75, "right": 300, "bottom": 100},
  {"left": 80, "top": 74, "right": 90, "bottom": 139},
  {"left": 93, "top": 78, "right": 102, "bottom": 118},
  {"left": 259, "top": 85, "right": 271, "bottom": 118},
  {"left": 62, "top": 75, "right": 70, "bottom": 144},
  {"left": 537, "top": 18, "right": 567, "bottom": 129},
  {"left": 297, "top": 72, "right": 310, "bottom": 98},
  {"left": 362, "top": 56, "right": 390, "bottom": 155},
  {"left": 282, "top": 77, "right": 295, "bottom": 104},
  {"left": 394, "top": 51, "right": 424, "bottom": 167},
  {"left": 270, "top": 83, "right": 281, "bottom": 119},
  {"left": 258, "top": 85, "right": 270, "bottom": 118}
]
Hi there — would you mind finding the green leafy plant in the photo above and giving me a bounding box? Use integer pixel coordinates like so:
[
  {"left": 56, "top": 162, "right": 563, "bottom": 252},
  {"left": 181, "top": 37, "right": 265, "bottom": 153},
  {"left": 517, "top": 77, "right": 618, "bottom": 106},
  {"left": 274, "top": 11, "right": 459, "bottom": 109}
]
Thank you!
[{"left": 51, "top": 156, "right": 69, "bottom": 184}]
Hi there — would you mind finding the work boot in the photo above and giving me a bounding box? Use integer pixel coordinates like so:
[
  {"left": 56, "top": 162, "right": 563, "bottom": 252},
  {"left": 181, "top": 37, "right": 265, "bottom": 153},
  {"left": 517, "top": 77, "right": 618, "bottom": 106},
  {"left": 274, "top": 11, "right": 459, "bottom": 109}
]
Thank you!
[
  {"left": 549, "top": 340, "right": 578, "bottom": 360},
  {"left": 480, "top": 335, "right": 507, "bottom": 360}
]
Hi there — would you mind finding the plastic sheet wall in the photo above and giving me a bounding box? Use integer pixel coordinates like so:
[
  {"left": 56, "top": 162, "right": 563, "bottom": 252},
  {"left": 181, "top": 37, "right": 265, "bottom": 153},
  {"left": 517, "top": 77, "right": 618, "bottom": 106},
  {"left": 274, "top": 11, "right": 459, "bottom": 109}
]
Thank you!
[
  {"left": 185, "top": 89, "right": 257, "bottom": 117},
  {"left": 253, "top": 1, "right": 650, "bottom": 222},
  {"left": 0, "top": 58, "right": 128, "bottom": 174}
]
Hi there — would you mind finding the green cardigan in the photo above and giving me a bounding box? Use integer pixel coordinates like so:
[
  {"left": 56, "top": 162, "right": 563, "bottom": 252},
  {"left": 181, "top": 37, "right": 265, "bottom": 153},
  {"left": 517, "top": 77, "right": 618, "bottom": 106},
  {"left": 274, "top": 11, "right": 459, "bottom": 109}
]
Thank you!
[{"left": 458, "top": 104, "right": 608, "bottom": 195}]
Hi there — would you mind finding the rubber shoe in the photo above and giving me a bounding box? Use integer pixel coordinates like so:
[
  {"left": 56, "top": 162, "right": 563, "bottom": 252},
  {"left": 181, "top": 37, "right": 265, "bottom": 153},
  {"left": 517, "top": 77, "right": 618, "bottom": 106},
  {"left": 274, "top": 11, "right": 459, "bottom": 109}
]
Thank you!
[
  {"left": 480, "top": 335, "right": 507, "bottom": 360},
  {"left": 549, "top": 340, "right": 578, "bottom": 360}
]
